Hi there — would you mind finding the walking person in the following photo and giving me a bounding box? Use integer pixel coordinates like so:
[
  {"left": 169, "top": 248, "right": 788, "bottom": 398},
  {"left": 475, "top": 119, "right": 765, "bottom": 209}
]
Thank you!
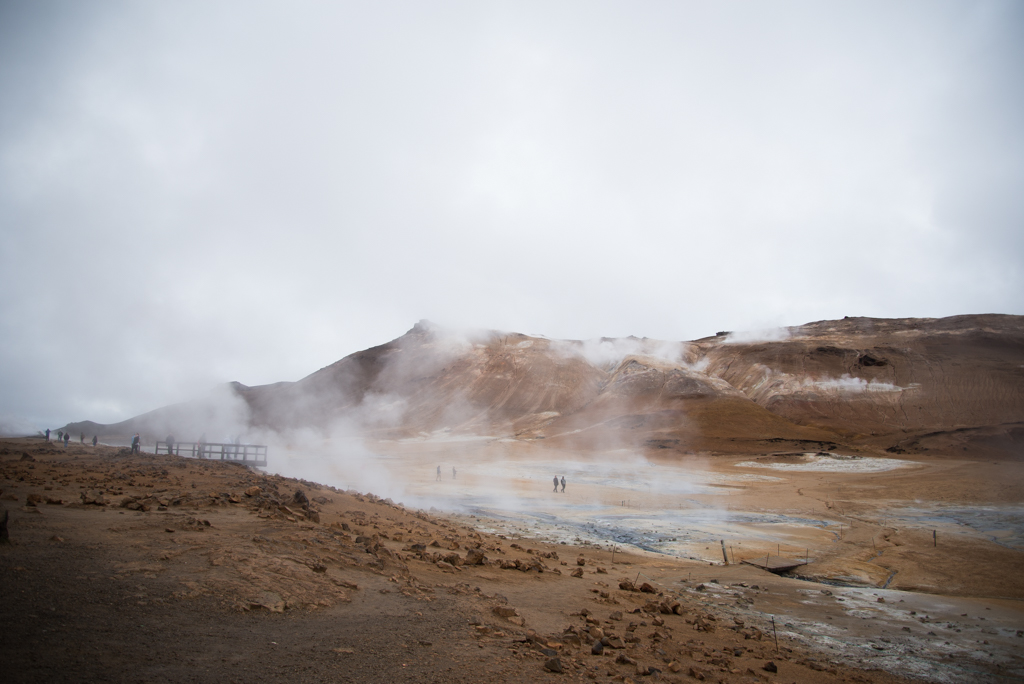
[
  {"left": 436, "top": 465, "right": 441, "bottom": 481},
  {"left": 553, "top": 475, "right": 559, "bottom": 492},
  {"left": 63, "top": 432, "right": 69, "bottom": 447},
  {"left": 560, "top": 476, "right": 566, "bottom": 493},
  {"left": 452, "top": 466, "right": 457, "bottom": 480},
  {"left": 45, "top": 428, "right": 50, "bottom": 442},
  {"left": 92, "top": 435, "right": 97, "bottom": 447},
  {"left": 131, "top": 433, "right": 140, "bottom": 454}
]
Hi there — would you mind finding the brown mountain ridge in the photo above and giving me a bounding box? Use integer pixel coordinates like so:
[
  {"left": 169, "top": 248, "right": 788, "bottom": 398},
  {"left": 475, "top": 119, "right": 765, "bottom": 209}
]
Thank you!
[{"left": 66, "top": 314, "right": 1024, "bottom": 458}]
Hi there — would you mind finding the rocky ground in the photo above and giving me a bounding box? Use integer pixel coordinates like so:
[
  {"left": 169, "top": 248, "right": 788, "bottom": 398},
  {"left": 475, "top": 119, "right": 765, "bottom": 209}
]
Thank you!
[{"left": 1, "top": 438, "right": 1019, "bottom": 683}]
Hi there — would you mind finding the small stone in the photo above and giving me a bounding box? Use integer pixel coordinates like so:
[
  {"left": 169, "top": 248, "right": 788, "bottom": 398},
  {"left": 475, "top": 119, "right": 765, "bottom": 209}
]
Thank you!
[
  {"left": 591, "top": 640, "right": 604, "bottom": 655},
  {"left": 465, "top": 548, "right": 488, "bottom": 565},
  {"left": 244, "top": 486, "right": 262, "bottom": 497},
  {"left": 877, "top": 597, "right": 886, "bottom": 603},
  {"left": 544, "top": 657, "right": 563, "bottom": 673},
  {"left": 588, "top": 627, "right": 604, "bottom": 639},
  {"left": 577, "top": 557, "right": 586, "bottom": 566},
  {"left": 639, "top": 582, "right": 656, "bottom": 593},
  {"left": 763, "top": 661, "right": 778, "bottom": 673},
  {"left": 25, "top": 494, "right": 43, "bottom": 506},
  {"left": 571, "top": 567, "right": 584, "bottom": 578}
]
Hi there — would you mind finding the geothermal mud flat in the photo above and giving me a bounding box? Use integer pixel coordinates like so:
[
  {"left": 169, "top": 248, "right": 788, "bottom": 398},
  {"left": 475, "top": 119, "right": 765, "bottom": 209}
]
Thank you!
[{"left": 278, "top": 436, "right": 1024, "bottom": 682}]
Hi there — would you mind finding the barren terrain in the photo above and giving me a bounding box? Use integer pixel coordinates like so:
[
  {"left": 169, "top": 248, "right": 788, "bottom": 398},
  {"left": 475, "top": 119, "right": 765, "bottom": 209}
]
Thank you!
[
  {"left": 3, "top": 438, "right": 1021, "bottom": 683},
  {"left": 19, "top": 315, "right": 1024, "bottom": 682}
]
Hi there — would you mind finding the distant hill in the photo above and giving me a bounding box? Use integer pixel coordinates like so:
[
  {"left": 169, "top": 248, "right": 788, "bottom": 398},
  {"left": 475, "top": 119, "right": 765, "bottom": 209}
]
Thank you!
[{"left": 64, "top": 315, "right": 1024, "bottom": 458}]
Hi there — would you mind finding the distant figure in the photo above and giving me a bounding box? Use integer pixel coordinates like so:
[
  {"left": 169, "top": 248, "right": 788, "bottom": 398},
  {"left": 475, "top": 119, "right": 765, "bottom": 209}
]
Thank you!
[
  {"left": 553, "top": 476, "right": 559, "bottom": 492},
  {"left": 452, "top": 466, "right": 457, "bottom": 480},
  {"left": 91, "top": 435, "right": 97, "bottom": 447},
  {"left": 63, "top": 433, "right": 69, "bottom": 448},
  {"left": 45, "top": 428, "right": 50, "bottom": 442},
  {"left": 561, "top": 476, "right": 566, "bottom": 493},
  {"left": 131, "top": 433, "right": 140, "bottom": 454},
  {"left": 166, "top": 435, "right": 175, "bottom": 455},
  {"left": 80, "top": 432, "right": 84, "bottom": 444},
  {"left": 436, "top": 465, "right": 441, "bottom": 481},
  {"left": 198, "top": 434, "right": 206, "bottom": 458},
  {"left": 57, "top": 430, "right": 63, "bottom": 442}
]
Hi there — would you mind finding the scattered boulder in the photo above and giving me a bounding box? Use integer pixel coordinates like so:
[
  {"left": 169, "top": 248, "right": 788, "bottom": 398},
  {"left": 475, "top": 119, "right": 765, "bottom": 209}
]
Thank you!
[
  {"left": 576, "top": 556, "right": 586, "bottom": 566},
  {"left": 591, "top": 640, "right": 604, "bottom": 655},
  {"left": 293, "top": 490, "right": 309, "bottom": 506},
  {"left": 544, "top": 657, "right": 563, "bottom": 673},
  {"left": 465, "top": 548, "right": 487, "bottom": 565},
  {"left": 244, "top": 486, "right": 262, "bottom": 497},
  {"left": 493, "top": 606, "right": 519, "bottom": 618},
  {"left": 639, "top": 582, "right": 657, "bottom": 593},
  {"left": 25, "top": 493, "right": 43, "bottom": 506},
  {"left": 570, "top": 567, "right": 584, "bottom": 578},
  {"left": 763, "top": 661, "right": 778, "bottom": 673}
]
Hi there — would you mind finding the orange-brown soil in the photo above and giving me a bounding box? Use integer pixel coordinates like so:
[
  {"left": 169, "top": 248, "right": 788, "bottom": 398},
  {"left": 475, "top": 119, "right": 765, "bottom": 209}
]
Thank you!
[{"left": 4, "top": 438, "right": 1021, "bottom": 683}]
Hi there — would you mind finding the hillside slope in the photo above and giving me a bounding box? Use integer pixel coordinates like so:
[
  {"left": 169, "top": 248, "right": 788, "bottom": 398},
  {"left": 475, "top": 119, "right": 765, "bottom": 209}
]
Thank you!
[{"left": 65, "top": 315, "right": 1024, "bottom": 457}]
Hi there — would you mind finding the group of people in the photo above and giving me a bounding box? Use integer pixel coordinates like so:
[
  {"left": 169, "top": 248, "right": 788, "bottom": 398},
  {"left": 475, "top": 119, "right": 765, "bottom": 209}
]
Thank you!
[
  {"left": 45, "top": 429, "right": 97, "bottom": 447},
  {"left": 436, "top": 465, "right": 456, "bottom": 481},
  {"left": 553, "top": 475, "right": 566, "bottom": 493}
]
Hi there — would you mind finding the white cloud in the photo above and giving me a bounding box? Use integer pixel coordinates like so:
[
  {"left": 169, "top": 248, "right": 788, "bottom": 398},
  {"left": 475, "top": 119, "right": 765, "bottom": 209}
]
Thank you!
[{"left": 0, "top": 1, "right": 1021, "bottom": 429}]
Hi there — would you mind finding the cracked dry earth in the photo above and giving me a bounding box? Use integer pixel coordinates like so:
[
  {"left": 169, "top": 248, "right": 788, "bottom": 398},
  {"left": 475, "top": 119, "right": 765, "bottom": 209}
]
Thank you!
[{"left": 0, "top": 438, "right": 977, "bottom": 683}]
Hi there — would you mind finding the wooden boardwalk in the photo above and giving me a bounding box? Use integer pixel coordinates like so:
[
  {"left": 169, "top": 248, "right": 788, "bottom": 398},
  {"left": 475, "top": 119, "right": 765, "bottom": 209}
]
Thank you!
[
  {"left": 154, "top": 441, "right": 267, "bottom": 467},
  {"left": 741, "top": 556, "right": 808, "bottom": 573}
]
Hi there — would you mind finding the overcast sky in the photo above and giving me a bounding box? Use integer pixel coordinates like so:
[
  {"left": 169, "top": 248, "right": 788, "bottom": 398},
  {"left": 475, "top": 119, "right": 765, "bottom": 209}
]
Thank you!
[{"left": 1, "top": 0, "right": 1022, "bottom": 432}]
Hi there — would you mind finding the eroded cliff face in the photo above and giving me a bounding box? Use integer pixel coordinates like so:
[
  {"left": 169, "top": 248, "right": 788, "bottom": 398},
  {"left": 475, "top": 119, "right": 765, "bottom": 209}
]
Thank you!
[{"left": 73, "top": 315, "right": 1024, "bottom": 457}]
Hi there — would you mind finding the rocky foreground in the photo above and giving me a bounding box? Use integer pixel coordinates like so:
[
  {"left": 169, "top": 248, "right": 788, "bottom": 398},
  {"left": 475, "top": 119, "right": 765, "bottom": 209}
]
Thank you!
[{"left": 2, "top": 438, "right": 1013, "bottom": 683}]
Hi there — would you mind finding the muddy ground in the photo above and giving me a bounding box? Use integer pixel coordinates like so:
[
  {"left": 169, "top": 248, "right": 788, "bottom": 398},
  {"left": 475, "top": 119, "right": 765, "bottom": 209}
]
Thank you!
[{"left": 1, "top": 438, "right": 1021, "bottom": 683}]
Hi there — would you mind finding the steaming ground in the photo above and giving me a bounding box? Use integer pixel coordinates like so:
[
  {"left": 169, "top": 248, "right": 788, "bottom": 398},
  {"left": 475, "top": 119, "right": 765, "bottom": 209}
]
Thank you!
[
  {"left": 5, "top": 437, "right": 1024, "bottom": 683},
  {"left": 257, "top": 435, "right": 1024, "bottom": 682},
  {"left": 269, "top": 437, "right": 1024, "bottom": 592}
]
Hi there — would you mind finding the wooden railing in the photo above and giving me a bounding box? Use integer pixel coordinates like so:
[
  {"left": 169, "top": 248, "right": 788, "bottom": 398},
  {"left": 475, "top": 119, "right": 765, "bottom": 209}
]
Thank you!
[{"left": 154, "top": 441, "right": 267, "bottom": 466}]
